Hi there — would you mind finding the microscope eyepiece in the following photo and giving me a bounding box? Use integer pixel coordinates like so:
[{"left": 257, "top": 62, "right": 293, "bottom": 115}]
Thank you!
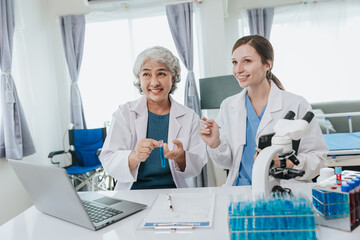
[
  {"left": 284, "top": 111, "right": 295, "bottom": 120},
  {"left": 302, "top": 111, "right": 314, "bottom": 123}
]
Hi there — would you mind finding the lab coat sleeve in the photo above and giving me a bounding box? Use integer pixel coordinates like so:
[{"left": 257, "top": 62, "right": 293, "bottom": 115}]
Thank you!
[
  {"left": 206, "top": 139, "right": 233, "bottom": 169},
  {"left": 206, "top": 101, "right": 234, "bottom": 170},
  {"left": 175, "top": 112, "right": 208, "bottom": 178},
  {"left": 293, "top": 100, "right": 329, "bottom": 181},
  {"left": 99, "top": 108, "right": 138, "bottom": 183}
]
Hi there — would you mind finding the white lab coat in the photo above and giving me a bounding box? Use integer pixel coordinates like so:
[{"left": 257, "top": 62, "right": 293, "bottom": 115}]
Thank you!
[
  {"left": 99, "top": 95, "right": 207, "bottom": 190},
  {"left": 207, "top": 81, "right": 328, "bottom": 186}
]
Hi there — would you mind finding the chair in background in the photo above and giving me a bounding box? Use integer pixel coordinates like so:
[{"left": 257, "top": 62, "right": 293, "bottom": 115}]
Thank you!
[
  {"left": 199, "top": 74, "right": 242, "bottom": 110},
  {"left": 48, "top": 126, "right": 113, "bottom": 191}
]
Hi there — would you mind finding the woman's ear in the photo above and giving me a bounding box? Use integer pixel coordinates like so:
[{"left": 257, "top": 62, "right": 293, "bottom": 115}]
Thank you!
[{"left": 266, "top": 60, "right": 272, "bottom": 70}]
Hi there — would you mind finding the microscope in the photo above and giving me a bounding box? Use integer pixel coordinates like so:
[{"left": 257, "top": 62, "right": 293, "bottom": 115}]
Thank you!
[{"left": 252, "top": 110, "right": 315, "bottom": 199}]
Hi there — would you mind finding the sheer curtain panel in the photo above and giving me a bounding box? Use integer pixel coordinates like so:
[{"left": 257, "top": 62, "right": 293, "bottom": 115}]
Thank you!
[
  {"left": 247, "top": 8, "right": 274, "bottom": 39},
  {"left": 0, "top": 0, "right": 35, "bottom": 159},
  {"left": 166, "top": 2, "right": 206, "bottom": 187},
  {"left": 61, "top": 15, "right": 87, "bottom": 129},
  {"left": 166, "top": 3, "right": 201, "bottom": 116}
]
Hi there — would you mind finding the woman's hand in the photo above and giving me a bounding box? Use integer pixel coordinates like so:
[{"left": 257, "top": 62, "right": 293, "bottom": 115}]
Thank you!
[
  {"left": 254, "top": 148, "right": 295, "bottom": 168},
  {"left": 128, "top": 138, "right": 161, "bottom": 170},
  {"left": 164, "top": 139, "right": 186, "bottom": 171},
  {"left": 199, "top": 117, "right": 221, "bottom": 149}
]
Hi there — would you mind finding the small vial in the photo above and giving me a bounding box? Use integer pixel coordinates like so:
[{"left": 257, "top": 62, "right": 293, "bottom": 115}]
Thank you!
[
  {"left": 159, "top": 140, "right": 166, "bottom": 168},
  {"left": 349, "top": 188, "right": 356, "bottom": 224},
  {"left": 335, "top": 167, "right": 342, "bottom": 185}
]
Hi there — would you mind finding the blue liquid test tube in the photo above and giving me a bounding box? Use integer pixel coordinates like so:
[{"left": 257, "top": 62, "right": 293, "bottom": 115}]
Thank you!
[{"left": 159, "top": 140, "right": 166, "bottom": 168}]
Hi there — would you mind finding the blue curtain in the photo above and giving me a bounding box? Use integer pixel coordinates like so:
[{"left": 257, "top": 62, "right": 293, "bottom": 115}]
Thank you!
[
  {"left": 0, "top": 0, "right": 35, "bottom": 159},
  {"left": 247, "top": 8, "right": 274, "bottom": 39},
  {"left": 60, "top": 15, "right": 87, "bottom": 129}
]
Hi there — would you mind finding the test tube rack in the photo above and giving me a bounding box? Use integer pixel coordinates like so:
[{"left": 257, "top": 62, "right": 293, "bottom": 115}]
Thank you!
[
  {"left": 228, "top": 195, "right": 318, "bottom": 240},
  {"left": 312, "top": 170, "right": 360, "bottom": 231}
]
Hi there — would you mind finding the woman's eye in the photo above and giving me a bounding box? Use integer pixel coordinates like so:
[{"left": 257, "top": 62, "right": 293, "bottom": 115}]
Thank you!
[
  {"left": 232, "top": 61, "right": 237, "bottom": 65},
  {"left": 158, "top": 72, "right": 166, "bottom": 76},
  {"left": 244, "top": 59, "right": 251, "bottom": 63},
  {"left": 142, "top": 73, "right": 149, "bottom": 77}
]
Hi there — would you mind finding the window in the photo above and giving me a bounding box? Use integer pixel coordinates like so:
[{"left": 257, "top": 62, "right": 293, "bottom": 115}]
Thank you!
[
  {"left": 79, "top": 13, "right": 199, "bottom": 128},
  {"left": 237, "top": 0, "right": 360, "bottom": 103},
  {"left": 271, "top": 1, "right": 360, "bottom": 103}
]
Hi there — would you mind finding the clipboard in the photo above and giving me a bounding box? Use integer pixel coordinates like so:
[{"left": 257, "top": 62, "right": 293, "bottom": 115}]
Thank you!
[{"left": 140, "top": 192, "right": 216, "bottom": 230}]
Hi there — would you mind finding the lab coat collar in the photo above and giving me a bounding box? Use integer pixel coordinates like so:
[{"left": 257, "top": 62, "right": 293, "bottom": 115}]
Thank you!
[
  {"left": 229, "top": 89, "right": 247, "bottom": 145},
  {"left": 168, "top": 95, "right": 186, "bottom": 148},
  {"left": 130, "top": 95, "right": 184, "bottom": 117},
  {"left": 130, "top": 95, "right": 185, "bottom": 146},
  {"left": 131, "top": 96, "right": 148, "bottom": 141},
  {"left": 268, "top": 81, "right": 283, "bottom": 112},
  {"left": 256, "top": 81, "right": 283, "bottom": 138},
  {"left": 131, "top": 95, "right": 148, "bottom": 116},
  {"left": 168, "top": 95, "right": 186, "bottom": 118}
]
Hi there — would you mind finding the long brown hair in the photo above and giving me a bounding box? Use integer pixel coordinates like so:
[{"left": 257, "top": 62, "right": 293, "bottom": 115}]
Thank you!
[{"left": 232, "top": 35, "right": 284, "bottom": 90}]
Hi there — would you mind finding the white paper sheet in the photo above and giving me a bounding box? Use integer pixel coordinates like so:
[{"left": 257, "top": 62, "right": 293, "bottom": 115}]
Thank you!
[{"left": 140, "top": 192, "right": 216, "bottom": 229}]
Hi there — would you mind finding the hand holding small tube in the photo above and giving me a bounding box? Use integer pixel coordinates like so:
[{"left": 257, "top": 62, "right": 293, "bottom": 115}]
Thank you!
[
  {"left": 128, "top": 138, "right": 162, "bottom": 170},
  {"left": 164, "top": 139, "right": 186, "bottom": 171},
  {"left": 199, "top": 117, "right": 221, "bottom": 149}
]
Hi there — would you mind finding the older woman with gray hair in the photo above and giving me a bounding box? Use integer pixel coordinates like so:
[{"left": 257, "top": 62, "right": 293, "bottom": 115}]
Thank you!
[{"left": 100, "top": 46, "right": 207, "bottom": 190}]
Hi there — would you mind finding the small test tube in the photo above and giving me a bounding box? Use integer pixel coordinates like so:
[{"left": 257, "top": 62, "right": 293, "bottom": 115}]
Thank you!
[
  {"left": 335, "top": 167, "right": 342, "bottom": 185},
  {"left": 200, "top": 119, "right": 221, "bottom": 129},
  {"left": 159, "top": 140, "right": 166, "bottom": 168},
  {"left": 200, "top": 119, "right": 211, "bottom": 126}
]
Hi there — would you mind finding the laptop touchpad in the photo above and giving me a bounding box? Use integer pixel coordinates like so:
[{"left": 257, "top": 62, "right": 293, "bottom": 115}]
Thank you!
[{"left": 95, "top": 197, "right": 122, "bottom": 206}]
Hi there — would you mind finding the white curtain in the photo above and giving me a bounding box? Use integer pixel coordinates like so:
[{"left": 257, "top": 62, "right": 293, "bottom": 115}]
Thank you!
[
  {"left": 270, "top": 0, "right": 360, "bottom": 103},
  {"left": 166, "top": 3, "right": 206, "bottom": 187},
  {"left": 81, "top": 8, "right": 199, "bottom": 128},
  {"left": 247, "top": 8, "right": 274, "bottom": 39},
  {"left": 61, "top": 15, "right": 87, "bottom": 129},
  {"left": 0, "top": 0, "right": 35, "bottom": 159}
]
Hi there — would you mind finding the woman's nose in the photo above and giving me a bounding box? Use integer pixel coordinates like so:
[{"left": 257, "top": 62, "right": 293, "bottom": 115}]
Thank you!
[
  {"left": 233, "top": 63, "right": 244, "bottom": 73},
  {"left": 150, "top": 76, "right": 160, "bottom": 86}
]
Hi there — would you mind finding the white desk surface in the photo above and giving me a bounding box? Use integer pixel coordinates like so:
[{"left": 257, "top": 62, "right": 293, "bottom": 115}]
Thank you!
[{"left": 1, "top": 184, "right": 359, "bottom": 240}]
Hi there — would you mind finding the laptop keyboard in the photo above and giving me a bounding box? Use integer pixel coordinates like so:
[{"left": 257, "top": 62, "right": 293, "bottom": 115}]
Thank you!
[{"left": 82, "top": 200, "right": 123, "bottom": 223}]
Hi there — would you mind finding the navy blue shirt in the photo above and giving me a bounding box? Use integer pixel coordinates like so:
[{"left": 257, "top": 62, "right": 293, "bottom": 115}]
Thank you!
[
  {"left": 131, "top": 111, "right": 176, "bottom": 190},
  {"left": 234, "top": 94, "right": 267, "bottom": 186}
]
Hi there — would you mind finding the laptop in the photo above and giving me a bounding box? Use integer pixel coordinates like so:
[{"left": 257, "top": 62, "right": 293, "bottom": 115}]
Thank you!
[{"left": 8, "top": 160, "right": 147, "bottom": 231}]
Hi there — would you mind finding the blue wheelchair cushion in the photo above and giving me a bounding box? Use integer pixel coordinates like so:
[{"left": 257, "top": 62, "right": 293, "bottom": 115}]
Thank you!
[
  {"left": 66, "top": 164, "right": 103, "bottom": 175},
  {"left": 73, "top": 128, "right": 104, "bottom": 167}
]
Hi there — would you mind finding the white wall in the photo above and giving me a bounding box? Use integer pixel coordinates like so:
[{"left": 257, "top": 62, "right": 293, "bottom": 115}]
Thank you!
[{"left": 0, "top": 0, "right": 71, "bottom": 225}]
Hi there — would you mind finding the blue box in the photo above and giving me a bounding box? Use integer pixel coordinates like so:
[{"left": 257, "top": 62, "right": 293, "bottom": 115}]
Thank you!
[
  {"left": 312, "top": 170, "right": 360, "bottom": 231},
  {"left": 312, "top": 188, "right": 349, "bottom": 219}
]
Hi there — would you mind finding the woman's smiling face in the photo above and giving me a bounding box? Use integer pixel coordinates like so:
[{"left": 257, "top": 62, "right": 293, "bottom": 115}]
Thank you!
[
  {"left": 139, "top": 59, "right": 173, "bottom": 105},
  {"left": 232, "top": 44, "right": 270, "bottom": 88}
]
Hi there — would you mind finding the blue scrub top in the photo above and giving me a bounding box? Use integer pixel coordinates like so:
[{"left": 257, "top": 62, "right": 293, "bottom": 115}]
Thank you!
[{"left": 234, "top": 94, "right": 267, "bottom": 186}]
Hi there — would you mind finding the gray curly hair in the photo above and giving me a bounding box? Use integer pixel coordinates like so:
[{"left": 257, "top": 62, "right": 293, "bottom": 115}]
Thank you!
[{"left": 133, "top": 46, "right": 181, "bottom": 94}]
